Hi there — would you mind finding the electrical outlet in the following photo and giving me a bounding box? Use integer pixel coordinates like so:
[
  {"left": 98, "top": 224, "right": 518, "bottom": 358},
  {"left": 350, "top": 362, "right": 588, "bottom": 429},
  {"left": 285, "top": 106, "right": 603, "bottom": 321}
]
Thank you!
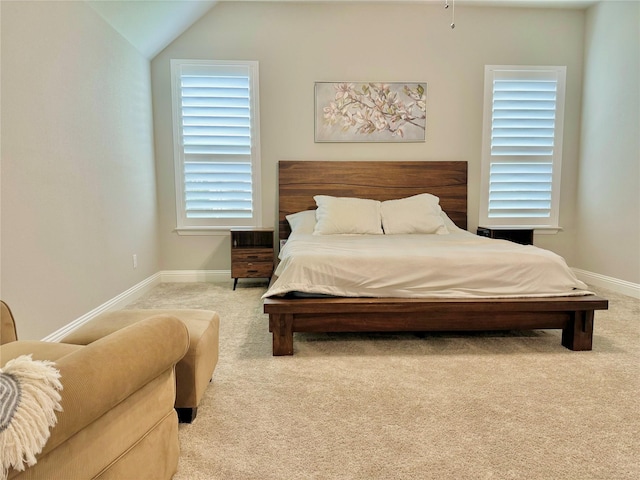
[{"left": 132, "top": 254, "right": 138, "bottom": 269}]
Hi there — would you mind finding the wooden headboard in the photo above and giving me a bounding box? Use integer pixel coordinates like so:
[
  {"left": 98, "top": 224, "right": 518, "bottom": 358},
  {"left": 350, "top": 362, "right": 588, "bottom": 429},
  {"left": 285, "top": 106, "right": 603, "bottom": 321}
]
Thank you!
[{"left": 278, "top": 161, "right": 468, "bottom": 240}]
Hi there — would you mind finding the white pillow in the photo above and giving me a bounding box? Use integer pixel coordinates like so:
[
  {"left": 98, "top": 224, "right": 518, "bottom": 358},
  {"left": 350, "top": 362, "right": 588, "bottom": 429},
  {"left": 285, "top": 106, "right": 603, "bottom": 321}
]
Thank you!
[
  {"left": 286, "top": 210, "right": 317, "bottom": 235},
  {"left": 381, "top": 193, "right": 448, "bottom": 235},
  {"left": 313, "top": 195, "right": 383, "bottom": 235},
  {"left": 439, "top": 208, "right": 462, "bottom": 232}
]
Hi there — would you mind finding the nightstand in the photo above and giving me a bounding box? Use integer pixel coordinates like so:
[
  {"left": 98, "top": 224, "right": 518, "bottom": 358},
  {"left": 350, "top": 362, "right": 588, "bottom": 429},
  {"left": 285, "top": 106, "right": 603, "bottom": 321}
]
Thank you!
[
  {"left": 477, "top": 227, "right": 534, "bottom": 245},
  {"left": 230, "top": 228, "right": 274, "bottom": 290}
]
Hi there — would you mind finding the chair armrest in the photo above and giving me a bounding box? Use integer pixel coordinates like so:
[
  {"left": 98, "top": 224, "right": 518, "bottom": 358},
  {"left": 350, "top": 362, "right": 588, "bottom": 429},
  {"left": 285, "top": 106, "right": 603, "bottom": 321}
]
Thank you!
[
  {"left": 1, "top": 300, "right": 19, "bottom": 344},
  {"left": 41, "top": 314, "right": 189, "bottom": 457}
]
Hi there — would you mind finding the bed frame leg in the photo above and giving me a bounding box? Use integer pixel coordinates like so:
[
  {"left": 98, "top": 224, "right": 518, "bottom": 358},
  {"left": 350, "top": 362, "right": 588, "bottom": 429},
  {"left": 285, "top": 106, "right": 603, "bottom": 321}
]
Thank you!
[
  {"left": 561, "top": 310, "right": 594, "bottom": 351},
  {"left": 272, "top": 314, "right": 294, "bottom": 356}
]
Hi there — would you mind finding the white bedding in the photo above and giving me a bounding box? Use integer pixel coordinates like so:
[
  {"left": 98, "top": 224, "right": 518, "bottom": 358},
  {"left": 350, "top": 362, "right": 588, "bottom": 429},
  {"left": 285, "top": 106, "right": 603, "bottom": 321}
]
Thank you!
[{"left": 263, "top": 228, "right": 591, "bottom": 299}]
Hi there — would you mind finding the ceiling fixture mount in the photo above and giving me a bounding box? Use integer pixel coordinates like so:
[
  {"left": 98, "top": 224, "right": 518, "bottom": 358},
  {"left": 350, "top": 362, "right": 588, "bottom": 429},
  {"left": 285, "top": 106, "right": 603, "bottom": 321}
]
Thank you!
[{"left": 444, "top": 0, "right": 456, "bottom": 29}]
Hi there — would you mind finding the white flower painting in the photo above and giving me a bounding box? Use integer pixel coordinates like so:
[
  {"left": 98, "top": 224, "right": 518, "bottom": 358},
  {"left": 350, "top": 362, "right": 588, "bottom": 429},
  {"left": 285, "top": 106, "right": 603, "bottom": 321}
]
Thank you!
[{"left": 315, "top": 82, "right": 426, "bottom": 142}]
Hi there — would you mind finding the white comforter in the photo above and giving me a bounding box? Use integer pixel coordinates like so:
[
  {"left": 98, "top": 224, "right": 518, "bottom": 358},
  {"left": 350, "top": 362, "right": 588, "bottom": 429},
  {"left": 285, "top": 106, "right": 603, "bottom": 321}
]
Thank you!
[{"left": 263, "top": 229, "right": 591, "bottom": 299}]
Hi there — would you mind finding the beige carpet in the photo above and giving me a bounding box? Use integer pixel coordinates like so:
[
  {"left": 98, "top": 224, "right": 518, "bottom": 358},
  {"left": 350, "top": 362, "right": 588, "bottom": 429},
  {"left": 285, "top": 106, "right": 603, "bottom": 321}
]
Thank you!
[{"left": 127, "top": 283, "right": 639, "bottom": 480}]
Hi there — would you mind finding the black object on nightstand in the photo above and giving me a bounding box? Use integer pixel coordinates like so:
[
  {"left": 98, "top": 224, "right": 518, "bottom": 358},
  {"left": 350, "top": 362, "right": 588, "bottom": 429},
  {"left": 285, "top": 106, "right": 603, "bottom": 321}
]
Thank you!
[
  {"left": 230, "top": 228, "right": 274, "bottom": 290},
  {"left": 477, "top": 227, "right": 534, "bottom": 245}
]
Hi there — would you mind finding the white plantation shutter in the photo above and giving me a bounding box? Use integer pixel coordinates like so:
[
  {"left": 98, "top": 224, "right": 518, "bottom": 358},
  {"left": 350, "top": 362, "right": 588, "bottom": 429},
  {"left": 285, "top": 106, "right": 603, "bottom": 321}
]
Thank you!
[
  {"left": 487, "top": 163, "right": 553, "bottom": 218},
  {"left": 480, "top": 66, "right": 566, "bottom": 228},
  {"left": 171, "top": 60, "right": 261, "bottom": 230}
]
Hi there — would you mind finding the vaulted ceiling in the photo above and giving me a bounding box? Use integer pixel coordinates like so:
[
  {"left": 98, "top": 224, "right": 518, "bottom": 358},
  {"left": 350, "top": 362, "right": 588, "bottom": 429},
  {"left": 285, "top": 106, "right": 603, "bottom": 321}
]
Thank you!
[
  {"left": 86, "top": 0, "right": 219, "bottom": 58},
  {"left": 86, "top": 0, "right": 599, "bottom": 60}
]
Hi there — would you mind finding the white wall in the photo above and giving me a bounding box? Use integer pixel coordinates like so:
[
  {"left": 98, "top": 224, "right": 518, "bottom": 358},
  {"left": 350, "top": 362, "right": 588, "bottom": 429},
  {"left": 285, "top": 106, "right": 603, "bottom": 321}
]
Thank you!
[
  {"left": 3, "top": 1, "right": 633, "bottom": 340},
  {"left": 574, "top": 1, "right": 640, "bottom": 285},
  {"left": 151, "top": 1, "right": 587, "bottom": 271},
  {"left": 0, "top": 1, "right": 160, "bottom": 339}
]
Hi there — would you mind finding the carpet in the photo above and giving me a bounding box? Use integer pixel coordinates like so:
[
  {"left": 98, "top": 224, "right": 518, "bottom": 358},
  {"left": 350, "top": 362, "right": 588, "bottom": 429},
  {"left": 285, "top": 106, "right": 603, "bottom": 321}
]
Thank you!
[{"left": 127, "top": 283, "right": 639, "bottom": 480}]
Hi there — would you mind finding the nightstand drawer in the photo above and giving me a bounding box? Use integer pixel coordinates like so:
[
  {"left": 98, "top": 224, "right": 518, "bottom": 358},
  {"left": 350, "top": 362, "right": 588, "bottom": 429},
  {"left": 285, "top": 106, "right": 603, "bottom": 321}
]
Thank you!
[
  {"left": 232, "top": 249, "right": 273, "bottom": 263},
  {"left": 231, "top": 262, "right": 273, "bottom": 278}
]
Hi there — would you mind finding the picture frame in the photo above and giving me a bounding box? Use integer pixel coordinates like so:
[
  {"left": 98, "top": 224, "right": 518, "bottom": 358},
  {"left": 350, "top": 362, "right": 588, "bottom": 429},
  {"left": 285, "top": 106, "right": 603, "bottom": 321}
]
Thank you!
[{"left": 314, "top": 82, "right": 427, "bottom": 143}]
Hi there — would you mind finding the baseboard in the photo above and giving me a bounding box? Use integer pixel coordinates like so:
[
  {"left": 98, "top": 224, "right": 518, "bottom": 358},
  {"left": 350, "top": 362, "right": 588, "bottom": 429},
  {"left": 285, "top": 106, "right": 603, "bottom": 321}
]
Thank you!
[
  {"left": 42, "top": 273, "right": 162, "bottom": 342},
  {"left": 572, "top": 268, "right": 640, "bottom": 299},
  {"left": 42, "top": 270, "right": 231, "bottom": 342}
]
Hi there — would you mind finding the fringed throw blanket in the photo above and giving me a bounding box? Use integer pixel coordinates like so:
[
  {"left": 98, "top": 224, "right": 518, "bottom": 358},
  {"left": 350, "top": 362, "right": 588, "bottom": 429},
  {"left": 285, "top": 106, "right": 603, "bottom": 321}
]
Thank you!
[{"left": 0, "top": 355, "right": 63, "bottom": 479}]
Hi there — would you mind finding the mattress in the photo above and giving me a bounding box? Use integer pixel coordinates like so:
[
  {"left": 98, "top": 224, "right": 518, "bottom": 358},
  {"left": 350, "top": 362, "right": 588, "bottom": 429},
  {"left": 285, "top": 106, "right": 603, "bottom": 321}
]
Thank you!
[{"left": 262, "top": 228, "right": 591, "bottom": 299}]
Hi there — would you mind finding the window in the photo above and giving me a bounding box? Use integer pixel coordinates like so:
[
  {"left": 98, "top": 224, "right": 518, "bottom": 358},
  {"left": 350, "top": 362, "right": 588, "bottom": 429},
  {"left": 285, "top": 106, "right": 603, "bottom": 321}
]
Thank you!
[
  {"left": 479, "top": 65, "right": 566, "bottom": 229},
  {"left": 171, "top": 60, "right": 261, "bottom": 232}
]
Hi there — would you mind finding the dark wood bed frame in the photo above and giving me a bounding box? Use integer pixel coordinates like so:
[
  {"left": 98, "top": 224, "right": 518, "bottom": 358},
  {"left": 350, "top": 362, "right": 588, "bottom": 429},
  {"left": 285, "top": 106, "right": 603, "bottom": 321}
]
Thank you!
[{"left": 263, "top": 161, "right": 608, "bottom": 356}]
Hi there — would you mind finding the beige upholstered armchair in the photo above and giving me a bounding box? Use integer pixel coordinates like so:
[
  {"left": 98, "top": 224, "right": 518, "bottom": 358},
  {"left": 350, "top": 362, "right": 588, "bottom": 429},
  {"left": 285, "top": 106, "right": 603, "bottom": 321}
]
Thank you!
[{"left": 0, "top": 300, "right": 188, "bottom": 479}]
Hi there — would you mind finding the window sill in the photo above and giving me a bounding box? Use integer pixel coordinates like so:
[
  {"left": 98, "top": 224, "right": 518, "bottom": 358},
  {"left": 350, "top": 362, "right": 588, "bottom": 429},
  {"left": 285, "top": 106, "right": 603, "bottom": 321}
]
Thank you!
[{"left": 534, "top": 227, "right": 563, "bottom": 235}]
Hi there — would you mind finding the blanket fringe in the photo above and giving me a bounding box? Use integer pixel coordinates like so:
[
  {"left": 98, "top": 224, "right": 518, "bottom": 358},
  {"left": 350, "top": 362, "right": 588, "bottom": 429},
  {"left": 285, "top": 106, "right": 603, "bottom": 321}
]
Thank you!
[{"left": 0, "top": 355, "right": 62, "bottom": 479}]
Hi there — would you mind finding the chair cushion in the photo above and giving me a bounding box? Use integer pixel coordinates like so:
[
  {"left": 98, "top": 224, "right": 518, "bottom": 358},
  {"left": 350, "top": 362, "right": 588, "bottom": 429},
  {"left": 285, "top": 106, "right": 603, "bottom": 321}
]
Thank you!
[{"left": 1, "top": 342, "right": 83, "bottom": 367}]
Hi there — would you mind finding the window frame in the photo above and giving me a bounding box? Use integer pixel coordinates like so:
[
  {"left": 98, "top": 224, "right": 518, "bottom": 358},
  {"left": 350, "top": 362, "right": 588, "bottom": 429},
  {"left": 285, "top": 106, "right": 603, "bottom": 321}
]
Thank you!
[
  {"left": 479, "top": 65, "right": 566, "bottom": 230},
  {"left": 170, "top": 59, "right": 262, "bottom": 234}
]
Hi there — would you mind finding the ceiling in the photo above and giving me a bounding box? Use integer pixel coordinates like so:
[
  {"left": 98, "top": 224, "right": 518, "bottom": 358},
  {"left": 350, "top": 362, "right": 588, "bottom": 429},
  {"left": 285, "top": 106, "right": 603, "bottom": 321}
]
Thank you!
[
  {"left": 86, "top": 0, "right": 600, "bottom": 60},
  {"left": 87, "top": 0, "right": 219, "bottom": 59}
]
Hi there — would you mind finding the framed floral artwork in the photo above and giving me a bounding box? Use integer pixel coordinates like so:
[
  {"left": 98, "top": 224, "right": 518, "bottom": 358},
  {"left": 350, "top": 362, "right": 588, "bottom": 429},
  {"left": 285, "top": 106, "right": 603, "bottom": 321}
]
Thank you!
[{"left": 315, "top": 82, "right": 426, "bottom": 143}]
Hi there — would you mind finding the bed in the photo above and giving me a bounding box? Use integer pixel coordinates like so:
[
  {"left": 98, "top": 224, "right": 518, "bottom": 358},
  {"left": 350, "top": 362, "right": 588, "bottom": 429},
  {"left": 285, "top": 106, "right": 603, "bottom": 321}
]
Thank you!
[{"left": 262, "top": 160, "right": 608, "bottom": 356}]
